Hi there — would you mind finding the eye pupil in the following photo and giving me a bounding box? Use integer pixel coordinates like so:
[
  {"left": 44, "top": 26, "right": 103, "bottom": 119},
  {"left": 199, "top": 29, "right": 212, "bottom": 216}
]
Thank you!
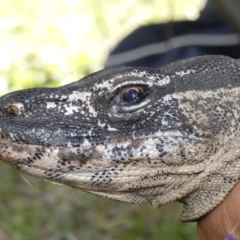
[
  {"left": 112, "top": 85, "right": 149, "bottom": 106},
  {"left": 123, "top": 88, "right": 143, "bottom": 103}
]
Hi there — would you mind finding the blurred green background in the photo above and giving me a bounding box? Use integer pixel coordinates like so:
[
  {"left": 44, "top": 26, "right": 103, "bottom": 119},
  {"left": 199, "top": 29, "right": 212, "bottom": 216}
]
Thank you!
[{"left": 0, "top": 0, "right": 206, "bottom": 239}]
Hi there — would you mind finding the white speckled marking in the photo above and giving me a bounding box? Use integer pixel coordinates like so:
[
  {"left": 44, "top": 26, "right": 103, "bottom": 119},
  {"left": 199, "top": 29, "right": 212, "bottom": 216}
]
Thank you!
[
  {"left": 46, "top": 102, "right": 57, "bottom": 109},
  {"left": 176, "top": 69, "right": 196, "bottom": 77},
  {"left": 156, "top": 76, "right": 171, "bottom": 86}
]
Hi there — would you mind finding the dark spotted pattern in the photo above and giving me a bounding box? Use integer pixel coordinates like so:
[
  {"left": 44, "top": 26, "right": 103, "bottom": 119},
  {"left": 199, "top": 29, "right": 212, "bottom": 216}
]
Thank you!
[{"left": 0, "top": 55, "right": 240, "bottom": 221}]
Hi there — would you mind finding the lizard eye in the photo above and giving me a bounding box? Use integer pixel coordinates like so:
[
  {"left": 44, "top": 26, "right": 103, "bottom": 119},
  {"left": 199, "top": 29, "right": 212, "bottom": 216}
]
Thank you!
[{"left": 114, "top": 85, "right": 149, "bottom": 105}]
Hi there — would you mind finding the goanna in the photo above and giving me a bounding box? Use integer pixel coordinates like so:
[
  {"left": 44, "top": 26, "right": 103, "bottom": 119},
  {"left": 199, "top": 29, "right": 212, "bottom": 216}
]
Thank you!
[{"left": 0, "top": 55, "right": 240, "bottom": 221}]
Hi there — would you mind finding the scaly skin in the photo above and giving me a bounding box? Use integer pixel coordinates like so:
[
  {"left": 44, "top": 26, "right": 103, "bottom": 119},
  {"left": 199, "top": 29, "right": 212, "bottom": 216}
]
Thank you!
[{"left": 0, "top": 55, "right": 240, "bottom": 221}]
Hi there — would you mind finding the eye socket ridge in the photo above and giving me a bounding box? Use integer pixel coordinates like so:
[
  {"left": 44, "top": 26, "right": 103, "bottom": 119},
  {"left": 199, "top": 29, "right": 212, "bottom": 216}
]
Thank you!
[{"left": 113, "top": 85, "right": 150, "bottom": 106}]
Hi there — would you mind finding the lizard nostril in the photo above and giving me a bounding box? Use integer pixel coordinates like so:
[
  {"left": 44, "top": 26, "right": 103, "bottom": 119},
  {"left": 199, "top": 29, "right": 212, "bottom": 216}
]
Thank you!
[{"left": 5, "top": 104, "right": 21, "bottom": 116}]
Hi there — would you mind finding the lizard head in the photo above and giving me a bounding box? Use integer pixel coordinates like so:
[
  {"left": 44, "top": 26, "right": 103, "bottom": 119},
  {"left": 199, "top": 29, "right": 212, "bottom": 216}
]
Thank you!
[{"left": 0, "top": 55, "right": 240, "bottom": 221}]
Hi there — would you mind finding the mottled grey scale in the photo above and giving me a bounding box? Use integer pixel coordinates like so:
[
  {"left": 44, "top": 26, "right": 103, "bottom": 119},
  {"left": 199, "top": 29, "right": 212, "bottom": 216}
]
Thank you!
[{"left": 0, "top": 55, "right": 240, "bottom": 221}]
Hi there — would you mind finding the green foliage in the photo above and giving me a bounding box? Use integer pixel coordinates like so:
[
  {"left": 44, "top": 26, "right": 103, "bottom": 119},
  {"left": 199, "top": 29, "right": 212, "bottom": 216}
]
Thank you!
[
  {"left": 0, "top": 164, "right": 197, "bottom": 240},
  {"left": 0, "top": 0, "right": 205, "bottom": 92},
  {"left": 0, "top": 0, "right": 206, "bottom": 239}
]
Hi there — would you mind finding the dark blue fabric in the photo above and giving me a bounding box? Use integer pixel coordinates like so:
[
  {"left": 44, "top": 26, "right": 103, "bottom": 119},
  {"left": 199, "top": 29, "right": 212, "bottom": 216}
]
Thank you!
[{"left": 106, "top": 3, "right": 240, "bottom": 68}]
